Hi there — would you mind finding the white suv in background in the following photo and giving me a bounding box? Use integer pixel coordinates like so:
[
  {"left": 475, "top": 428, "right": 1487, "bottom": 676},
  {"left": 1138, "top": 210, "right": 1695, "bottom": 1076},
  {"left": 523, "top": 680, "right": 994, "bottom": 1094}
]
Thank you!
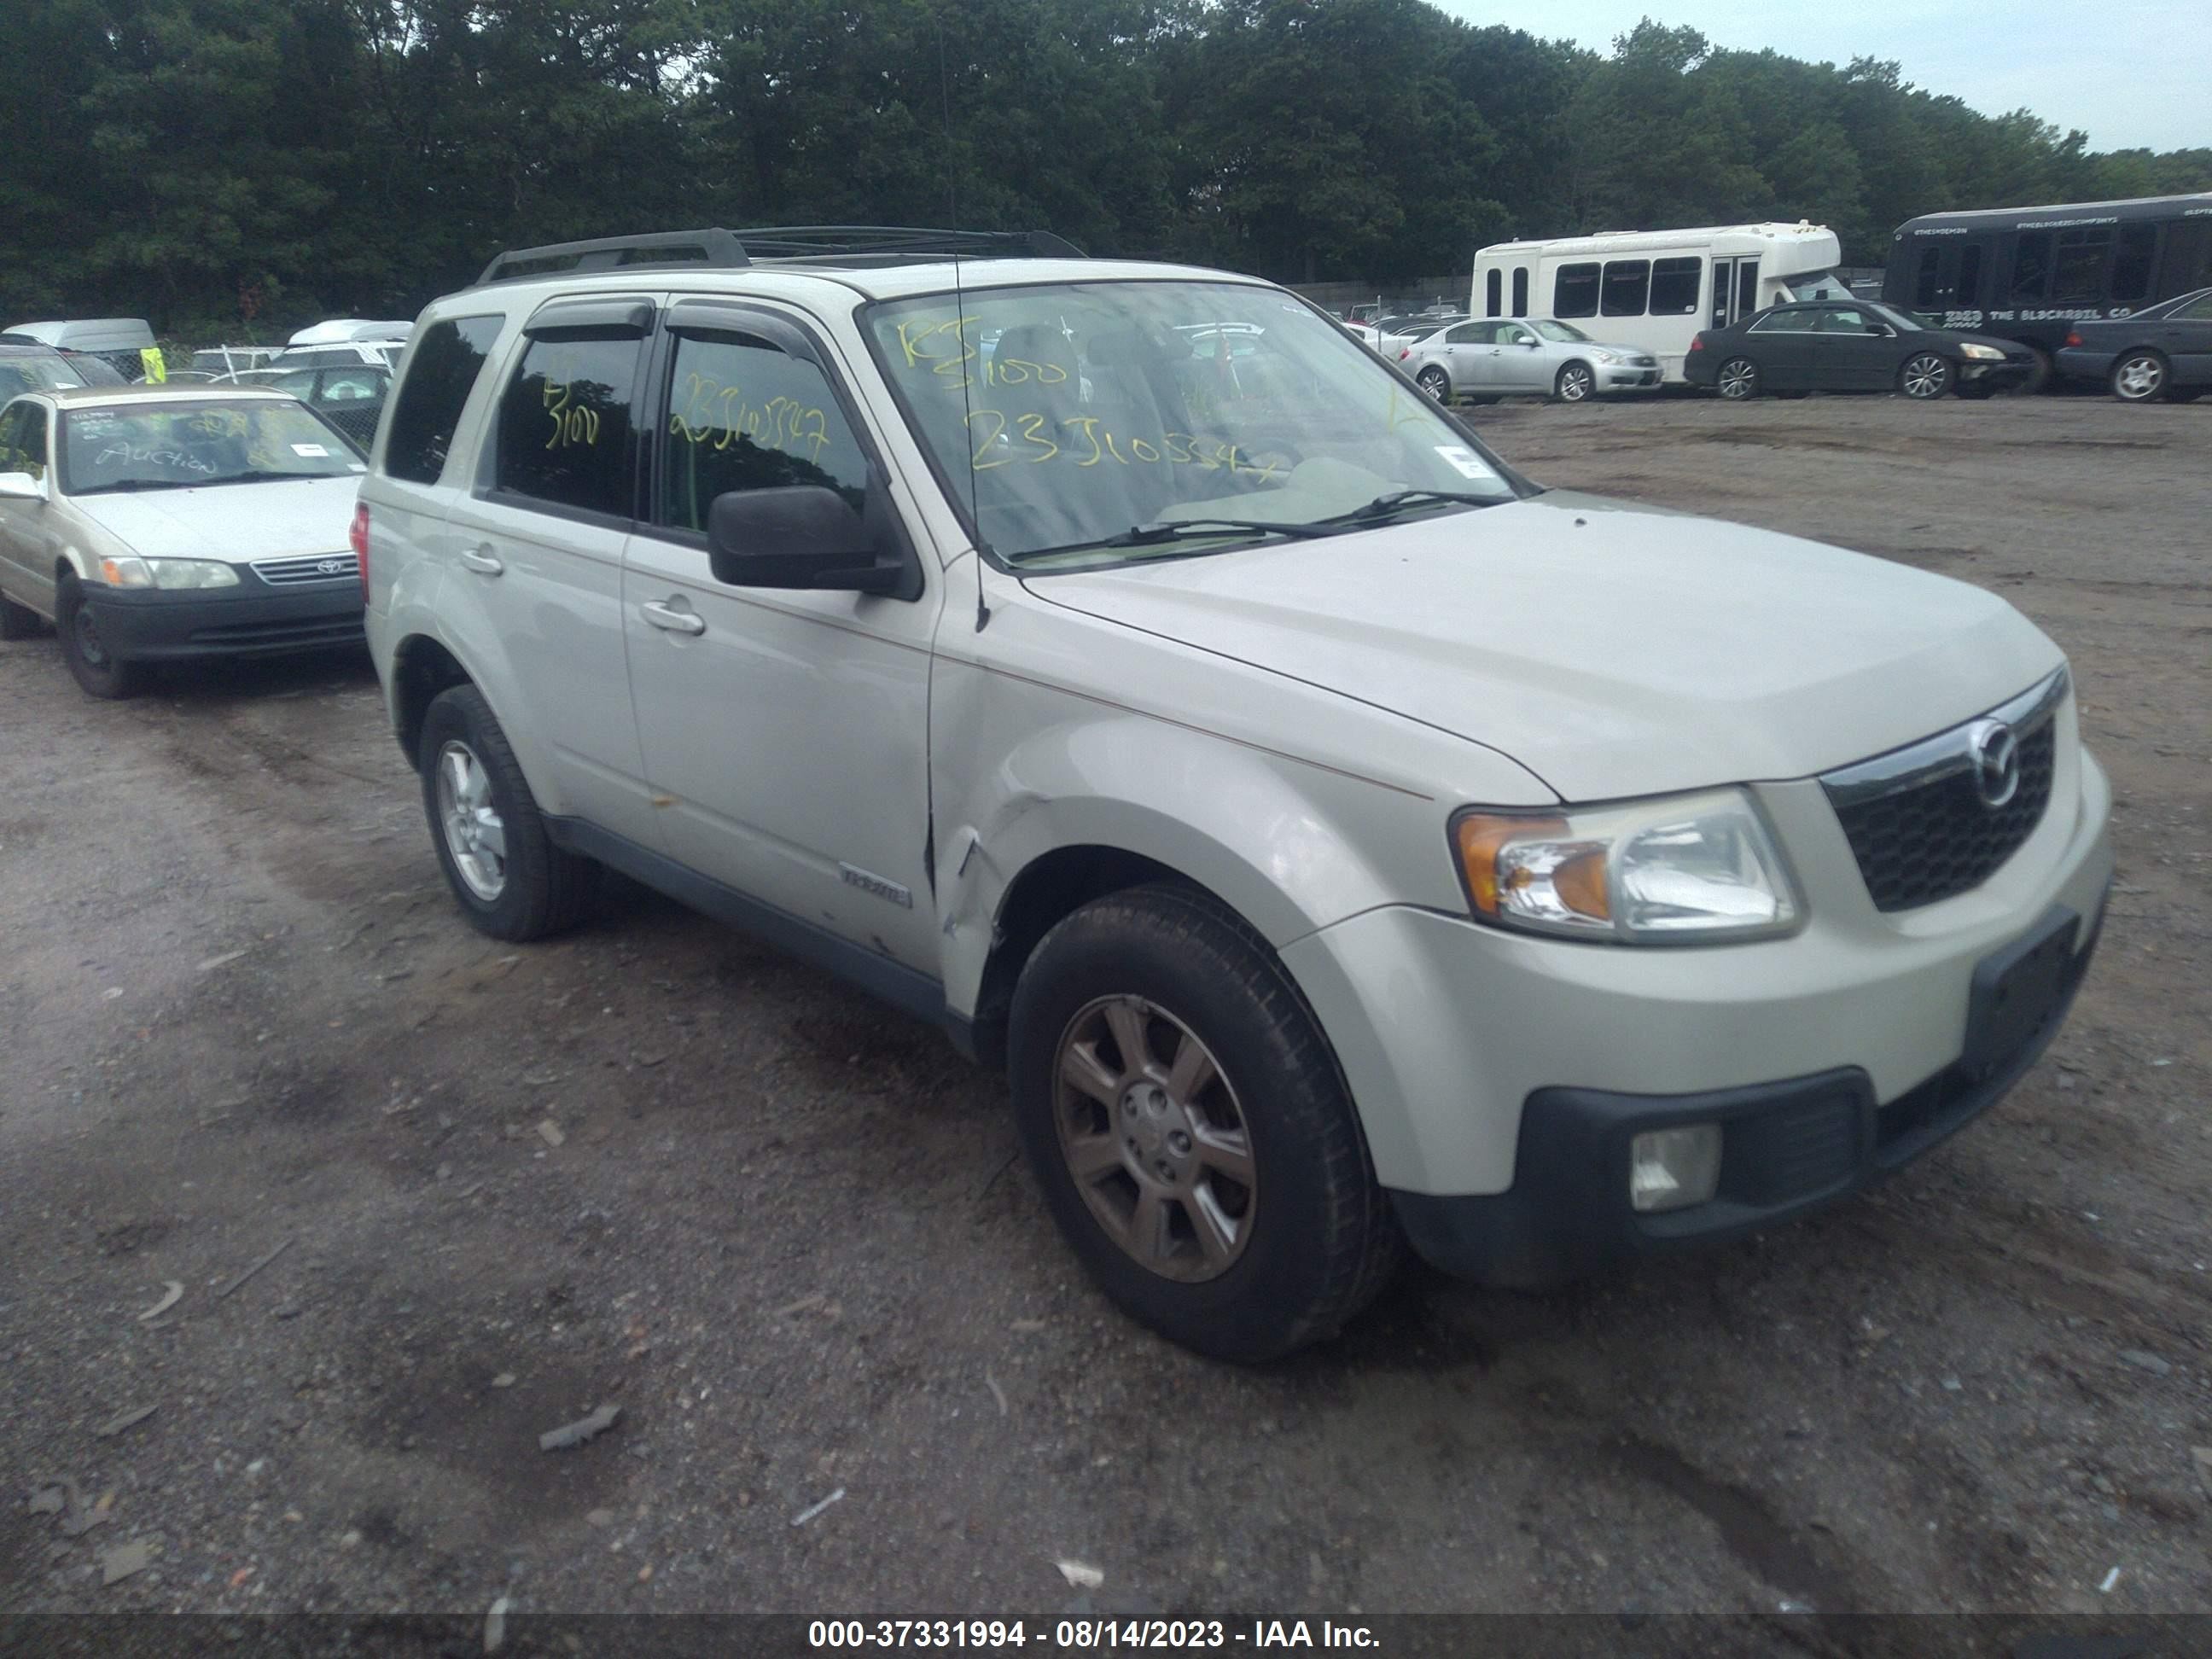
[{"left": 358, "top": 228, "right": 2112, "bottom": 1362}]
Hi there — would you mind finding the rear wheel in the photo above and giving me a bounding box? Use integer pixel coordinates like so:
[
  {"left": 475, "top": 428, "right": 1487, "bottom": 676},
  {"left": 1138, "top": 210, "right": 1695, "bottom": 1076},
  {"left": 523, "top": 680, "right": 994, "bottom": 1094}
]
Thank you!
[
  {"left": 1415, "top": 365, "right": 1452, "bottom": 403},
  {"left": 1554, "top": 362, "right": 1596, "bottom": 403},
  {"left": 55, "top": 574, "right": 143, "bottom": 699},
  {"left": 1716, "top": 358, "right": 1760, "bottom": 400},
  {"left": 2110, "top": 350, "right": 2167, "bottom": 404},
  {"left": 1900, "top": 353, "right": 1952, "bottom": 399},
  {"left": 0, "top": 587, "right": 38, "bottom": 641},
  {"left": 2017, "top": 346, "right": 2053, "bottom": 394},
  {"left": 1007, "top": 885, "right": 1401, "bottom": 1363},
  {"left": 418, "top": 684, "right": 597, "bottom": 940}
]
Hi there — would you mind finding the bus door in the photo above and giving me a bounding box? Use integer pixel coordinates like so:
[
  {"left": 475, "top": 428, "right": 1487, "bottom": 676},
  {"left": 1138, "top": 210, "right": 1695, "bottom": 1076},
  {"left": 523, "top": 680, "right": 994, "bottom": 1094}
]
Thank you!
[{"left": 1713, "top": 257, "right": 1761, "bottom": 328}]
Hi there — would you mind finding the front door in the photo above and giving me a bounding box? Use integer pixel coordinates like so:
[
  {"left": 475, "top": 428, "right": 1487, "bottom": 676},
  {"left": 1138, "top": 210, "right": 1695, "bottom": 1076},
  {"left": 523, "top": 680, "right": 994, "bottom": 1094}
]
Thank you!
[
  {"left": 1713, "top": 258, "right": 1762, "bottom": 329},
  {"left": 620, "top": 302, "right": 944, "bottom": 975},
  {"left": 0, "top": 400, "right": 55, "bottom": 614},
  {"left": 1809, "top": 306, "right": 1900, "bottom": 391}
]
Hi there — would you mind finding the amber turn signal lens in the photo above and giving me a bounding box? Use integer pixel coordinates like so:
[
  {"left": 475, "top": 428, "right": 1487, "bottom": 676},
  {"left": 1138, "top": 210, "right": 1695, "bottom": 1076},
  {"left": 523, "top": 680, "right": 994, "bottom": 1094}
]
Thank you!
[{"left": 1452, "top": 813, "right": 1566, "bottom": 918}]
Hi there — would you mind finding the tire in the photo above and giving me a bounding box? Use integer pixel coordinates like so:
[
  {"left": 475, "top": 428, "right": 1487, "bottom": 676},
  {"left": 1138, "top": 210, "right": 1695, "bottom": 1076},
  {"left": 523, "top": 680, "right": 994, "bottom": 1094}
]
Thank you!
[
  {"left": 0, "top": 586, "right": 38, "bottom": 641},
  {"left": 1899, "top": 352, "right": 1952, "bottom": 399},
  {"left": 417, "top": 684, "right": 597, "bottom": 941},
  {"left": 1553, "top": 362, "right": 1596, "bottom": 403},
  {"left": 1006, "top": 884, "right": 1402, "bottom": 1364},
  {"left": 1415, "top": 365, "right": 1452, "bottom": 403},
  {"left": 2110, "top": 350, "right": 2167, "bottom": 404},
  {"left": 55, "top": 574, "right": 143, "bottom": 699},
  {"left": 1716, "top": 358, "right": 1760, "bottom": 400},
  {"left": 2017, "top": 346, "right": 2053, "bottom": 395}
]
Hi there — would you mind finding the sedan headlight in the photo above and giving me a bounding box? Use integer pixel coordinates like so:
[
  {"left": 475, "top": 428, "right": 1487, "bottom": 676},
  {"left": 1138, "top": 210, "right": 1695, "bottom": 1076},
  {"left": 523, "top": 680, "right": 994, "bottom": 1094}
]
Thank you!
[
  {"left": 1959, "top": 342, "right": 2005, "bottom": 362},
  {"left": 98, "top": 556, "right": 241, "bottom": 590},
  {"left": 1588, "top": 348, "right": 1621, "bottom": 364},
  {"left": 1451, "top": 789, "right": 1801, "bottom": 944}
]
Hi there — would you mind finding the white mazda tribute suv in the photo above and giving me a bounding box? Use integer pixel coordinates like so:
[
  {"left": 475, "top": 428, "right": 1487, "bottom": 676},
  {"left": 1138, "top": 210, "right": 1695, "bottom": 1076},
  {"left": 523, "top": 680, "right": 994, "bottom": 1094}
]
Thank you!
[{"left": 359, "top": 228, "right": 2112, "bottom": 1362}]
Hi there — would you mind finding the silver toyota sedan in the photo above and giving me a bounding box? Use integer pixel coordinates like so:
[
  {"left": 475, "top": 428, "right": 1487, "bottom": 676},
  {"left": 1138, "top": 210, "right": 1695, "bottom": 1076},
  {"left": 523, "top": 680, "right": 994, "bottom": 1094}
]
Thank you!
[{"left": 1400, "top": 318, "right": 1662, "bottom": 405}]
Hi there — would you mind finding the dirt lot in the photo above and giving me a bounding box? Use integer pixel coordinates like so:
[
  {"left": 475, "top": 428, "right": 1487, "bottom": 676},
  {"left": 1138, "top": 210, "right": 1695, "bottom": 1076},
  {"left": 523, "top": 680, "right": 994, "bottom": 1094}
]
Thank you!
[{"left": 3, "top": 393, "right": 2207, "bottom": 1627}]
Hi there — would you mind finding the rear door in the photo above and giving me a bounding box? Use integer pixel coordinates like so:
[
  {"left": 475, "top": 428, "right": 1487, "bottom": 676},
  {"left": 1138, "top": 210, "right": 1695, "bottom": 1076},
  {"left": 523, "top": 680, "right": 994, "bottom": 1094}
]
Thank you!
[
  {"left": 1436, "top": 322, "right": 1489, "bottom": 393},
  {"left": 1742, "top": 309, "right": 1813, "bottom": 387},
  {"left": 439, "top": 296, "right": 667, "bottom": 849}
]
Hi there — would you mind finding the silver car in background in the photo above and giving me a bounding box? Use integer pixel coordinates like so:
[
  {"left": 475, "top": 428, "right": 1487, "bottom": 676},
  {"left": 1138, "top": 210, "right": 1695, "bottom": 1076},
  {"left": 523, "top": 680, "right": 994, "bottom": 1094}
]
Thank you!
[{"left": 1403, "top": 318, "right": 1662, "bottom": 405}]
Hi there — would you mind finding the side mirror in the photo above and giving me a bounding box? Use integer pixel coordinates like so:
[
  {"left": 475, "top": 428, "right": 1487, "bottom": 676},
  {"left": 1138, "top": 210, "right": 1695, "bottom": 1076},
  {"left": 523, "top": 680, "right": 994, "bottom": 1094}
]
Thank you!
[
  {"left": 1517, "top": 337, "right": 1540, "bottom": 348},
  {"left": 707, "top": 485, "right": 914, "bottom": 598},
  {"left": 1866, "top": 323, "right": 1895, "bottom": 337},
  {"left": 0, "top": 470, "right": 45, "bottom": 500}
]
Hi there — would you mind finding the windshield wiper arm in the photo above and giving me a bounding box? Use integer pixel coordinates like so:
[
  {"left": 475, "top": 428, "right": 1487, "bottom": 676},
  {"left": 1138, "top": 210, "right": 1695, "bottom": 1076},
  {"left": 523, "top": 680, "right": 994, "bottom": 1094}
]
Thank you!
[
  {"left": 1033, "top": 517, "right": 1348, "bottom": 557},
  {"left": 1316, "top": 488, "right": 1503, "bottom": 527}
]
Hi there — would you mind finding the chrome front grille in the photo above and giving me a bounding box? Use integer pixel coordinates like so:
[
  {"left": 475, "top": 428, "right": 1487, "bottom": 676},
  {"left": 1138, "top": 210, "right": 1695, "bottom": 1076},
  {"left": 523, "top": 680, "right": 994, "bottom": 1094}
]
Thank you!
[
  {"left": 252, "top": 553, "right": 359, "bottom": 586},
  {"left": 1819, "top": 669, "right": 2066, "bottom": 913}
]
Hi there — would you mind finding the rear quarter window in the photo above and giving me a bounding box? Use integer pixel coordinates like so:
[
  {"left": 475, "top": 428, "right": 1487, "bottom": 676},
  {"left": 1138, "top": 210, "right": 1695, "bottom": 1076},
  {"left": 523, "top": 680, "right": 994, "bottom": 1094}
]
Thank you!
[{"left": 384, "top": 316, "right": 503, "bottom": 484}]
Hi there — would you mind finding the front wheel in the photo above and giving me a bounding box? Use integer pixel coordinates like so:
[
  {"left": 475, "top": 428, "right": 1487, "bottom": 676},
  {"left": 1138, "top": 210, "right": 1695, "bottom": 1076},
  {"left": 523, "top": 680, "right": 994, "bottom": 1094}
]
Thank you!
[
  {"left": 2110, "top": 351, "right": 2167, "bottom": 404},
  {"left": 1554, "top": 362, "right": 1596, "bottom": 403},
  {"left": 1415, "top": 365, "right": 1452, "bottom": 403},
  {"left": 1007, "top": 885, "right": 1401, "bottom": 1363},
  {"left": 1900, "top": 353, "right": 1952, "bottom": 399},
  {"left": 418, "top": 684, "right": 597, "bottom": 940},
  {"left": 1716, "top": 358, "right": 1760, "bottom": 400},
  {"left": 55, "top": 574, "right": 143, "bottom": 699}
]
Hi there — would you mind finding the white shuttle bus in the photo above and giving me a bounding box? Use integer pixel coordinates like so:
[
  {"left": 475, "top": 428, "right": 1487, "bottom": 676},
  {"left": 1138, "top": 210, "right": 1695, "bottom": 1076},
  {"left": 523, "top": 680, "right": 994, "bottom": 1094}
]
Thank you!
[{"left": 1471, "top": 222, "right": 1847, "bottom": 381}]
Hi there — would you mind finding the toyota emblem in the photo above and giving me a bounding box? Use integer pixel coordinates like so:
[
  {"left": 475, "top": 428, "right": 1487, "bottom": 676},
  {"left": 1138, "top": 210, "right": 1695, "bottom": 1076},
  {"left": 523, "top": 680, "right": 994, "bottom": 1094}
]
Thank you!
[
  {"left": 1967, "top": 719, "right": 2020, "bottom": 809},
  {"left": 317, "top": 557, "right": 343, "bottom": 575}
]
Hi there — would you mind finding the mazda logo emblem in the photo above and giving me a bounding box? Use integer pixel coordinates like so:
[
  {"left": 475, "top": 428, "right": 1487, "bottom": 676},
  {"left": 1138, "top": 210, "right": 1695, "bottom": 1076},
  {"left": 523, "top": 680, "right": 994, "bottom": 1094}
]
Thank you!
[
  {"left": 1968, "top": 719, "right": 2020, "bottom": 809},
  {"left": 317, "top": 557, "right": 343, "bottom": 575}
]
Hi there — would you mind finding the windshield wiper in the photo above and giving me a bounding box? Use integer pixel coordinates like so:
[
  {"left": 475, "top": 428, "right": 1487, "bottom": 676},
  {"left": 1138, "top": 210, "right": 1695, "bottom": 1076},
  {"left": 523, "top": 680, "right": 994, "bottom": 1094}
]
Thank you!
[
  {"left": 1315, "top": 488, "right": 1504, "bottom": 527},
  {"left": 1029, "top": 517, "right": 1349, "bottom": 558},
  {"left": 208, "top": 469, "right": 320, "bottom": 485}
]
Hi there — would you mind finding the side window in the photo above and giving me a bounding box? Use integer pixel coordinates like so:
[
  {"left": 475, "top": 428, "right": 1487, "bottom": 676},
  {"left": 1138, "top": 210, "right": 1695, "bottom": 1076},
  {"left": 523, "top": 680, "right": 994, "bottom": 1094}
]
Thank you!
[
  {"left": 0, "top": 403, "right": 44, "bottom": 478},
  {"left": 1914, "top": 246, "right": 1943, "bottom": 307},
  {"left": 1443, "top": 323, "right": 1487, "bottom": 345},
  {"left": 2052, "top": 227, "right": 2111, "bottom": 305},
  {"left": 1649, "top": 257, "right": 1700, "bottom": 316},
  {"left": 1511, "top": 267, "right": 1528, "bottom": 317},
  {"left": 2176, "top": 293, "right": 2212, "bottom": 321},
  {"left": 2162, "top": 222, "right": 2212, "bottom": 298},
  {"left": 2110, "top": 224, "right": 2157, "bottom": 305},
  {"left": 1499, "top": 324, "right": 1534, "bottom": 346},
  {"left": 1812, "top": 307, "right": 1873, "bottom": 334},
  {"left": 1600, "top": 259, "right": 1650, "bottom": 317},
  {"left": 2010, "top": 231, "right": 2052, "bottom": 301},
  {"left": 492, "top": 332, "right": 643, "bottom": 518},
  {"left": 1553, "top": 264, "right": 1600, "bottom": 318},
  {"left": 1747, "top": 310, "right": 1805, "bottom": 334},
  {"left": 655, "top": 330, "right": 870, "bottom": 536},
  {"left": 1956, "top": 243, "right": 1984, "bottom": 306},
  {"left": 386, "top": 314, "right": 503, "bottom": 485},
  {"left": 1484, "top": 270, "right": 1501, "bottom": 317}
]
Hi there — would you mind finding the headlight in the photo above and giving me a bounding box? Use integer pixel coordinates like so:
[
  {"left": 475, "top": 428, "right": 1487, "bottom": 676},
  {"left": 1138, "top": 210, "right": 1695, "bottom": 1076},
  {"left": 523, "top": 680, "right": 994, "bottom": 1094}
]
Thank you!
[
  {"left": 1450, "top": 788, "right": 1801, "bottom": 944},
  {"left": 97, "top": 556, "right": 240, "bottom": 590},
  {"left": 1959, "top": 342, "right": 2005, "bottom": 362},
  {"left": 1588, "top": 349, "right": 1621, "bottom": 364}
]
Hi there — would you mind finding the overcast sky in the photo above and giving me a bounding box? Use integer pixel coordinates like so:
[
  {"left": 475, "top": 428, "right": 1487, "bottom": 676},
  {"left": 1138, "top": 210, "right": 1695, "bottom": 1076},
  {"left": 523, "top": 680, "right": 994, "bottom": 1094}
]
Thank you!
[{"left": 1436, "top": 2, "right": 2209, "bottom": 154}]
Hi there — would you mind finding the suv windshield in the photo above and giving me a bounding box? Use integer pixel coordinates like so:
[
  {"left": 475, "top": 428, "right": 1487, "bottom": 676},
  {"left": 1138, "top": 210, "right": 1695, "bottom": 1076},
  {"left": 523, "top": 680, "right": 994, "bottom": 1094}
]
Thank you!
[
  {"left": 865, "top": 281, "right": 1521, "bottom": 566},
  {"left": 59, "top": 400, "right": 363, "bottom": 495}
]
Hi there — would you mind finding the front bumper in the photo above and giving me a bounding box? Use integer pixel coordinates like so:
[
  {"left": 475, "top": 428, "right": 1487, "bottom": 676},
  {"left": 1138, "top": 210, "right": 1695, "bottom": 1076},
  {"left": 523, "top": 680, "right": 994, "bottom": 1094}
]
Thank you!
[
  {"left": 1600, "top": 365, "right": 1663, "bottom": 391},
  {"left": 1961, "top": 359, "right": 2034, "bottom": 389},
  {"left": 1392, "top": 893, "right": 2104, "bottom": 1285},
  {"left": 83, "top": 581, "right": 364, "bottom": 662}
]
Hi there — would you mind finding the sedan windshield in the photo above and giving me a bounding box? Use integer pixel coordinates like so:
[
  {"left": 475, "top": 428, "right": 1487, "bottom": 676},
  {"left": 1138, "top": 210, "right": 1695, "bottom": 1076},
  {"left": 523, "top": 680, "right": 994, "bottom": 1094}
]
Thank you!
[
  {"left": 0, "top": 354, "right": 90, "bottom": 397},
  {"left": 1528, "top": 321, "right": 1592, "bottom": 343},
  {"left": 1856, "top": 300, "right": 1926, "bottom": 333},
  {"left": 59, "top": 400, "right": 362, "bottom": 495},
  {"left": 866, "top": 281, "right": 1521, "bottom": 567}
]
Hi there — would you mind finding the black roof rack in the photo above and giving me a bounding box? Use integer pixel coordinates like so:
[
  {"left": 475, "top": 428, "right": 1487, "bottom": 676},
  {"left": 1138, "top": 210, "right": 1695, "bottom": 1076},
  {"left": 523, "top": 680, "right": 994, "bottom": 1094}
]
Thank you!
[{"left": 474, "top": 225, "right": 1086, "bottom": 286}]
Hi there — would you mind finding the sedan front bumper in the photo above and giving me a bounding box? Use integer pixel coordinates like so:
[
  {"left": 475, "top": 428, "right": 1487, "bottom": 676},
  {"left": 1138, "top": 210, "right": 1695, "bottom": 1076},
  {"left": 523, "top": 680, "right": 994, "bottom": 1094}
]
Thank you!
[{"left": 82, "top": 581, "right": 364, "bottom": 661}]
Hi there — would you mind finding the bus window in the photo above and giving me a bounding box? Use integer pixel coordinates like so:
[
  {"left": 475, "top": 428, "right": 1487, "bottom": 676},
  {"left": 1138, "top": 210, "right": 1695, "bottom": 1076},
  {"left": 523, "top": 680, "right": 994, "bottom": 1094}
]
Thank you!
[
  {"left": 2052, "top": 228, "right": 2110, "bottom": 304},
  {"left": 1554, "top": 264, "right": 1600, "bottom": 317},
  {"left": 1486, "top": 269, "right": 1502, "bottom": 317},
  {"left": 2110, "top": 224, "right": 2157, "bottom": 303},
  {"left": 1737, "top": 261, "right": 1760, "bottom": 320},
  {"left": 1650, "top": 257, "right": 1699, "bottom": 315},
  {"left": 2164, "top": 221, "right": 2212, "bottom": 297},
  {"left": 2011, "top": 232, "right": 2052, "bottom": 301},
  {"left": 1511, "top": 268, "right": 1528, "bottom": 317},
  {"left": 1956, "top": 243, "right": 1983, "bottom": 306},
  {"left": 1601, "top": 259, "right": 1650, "bottom": 316},
  {"left": 1914, "top": 246, "right": 1942, "bottom": 308}
]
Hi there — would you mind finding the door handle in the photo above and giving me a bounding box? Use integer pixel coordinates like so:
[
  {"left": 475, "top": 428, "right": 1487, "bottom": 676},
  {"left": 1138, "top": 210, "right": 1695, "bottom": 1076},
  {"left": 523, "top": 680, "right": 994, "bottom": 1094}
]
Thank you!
[
  {"left": 641, "top": 598, "right": 706, "bottom": 636},
  {"left": 458, "top": 546, "right": 503, "bottom": 576}
]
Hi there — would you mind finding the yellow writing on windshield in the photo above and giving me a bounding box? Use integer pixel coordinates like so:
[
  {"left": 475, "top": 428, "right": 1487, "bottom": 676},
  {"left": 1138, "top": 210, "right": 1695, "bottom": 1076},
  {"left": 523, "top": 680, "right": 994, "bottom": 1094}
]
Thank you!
[{"left": 964, "top": 407, "right": 1283, "bottom": 482}]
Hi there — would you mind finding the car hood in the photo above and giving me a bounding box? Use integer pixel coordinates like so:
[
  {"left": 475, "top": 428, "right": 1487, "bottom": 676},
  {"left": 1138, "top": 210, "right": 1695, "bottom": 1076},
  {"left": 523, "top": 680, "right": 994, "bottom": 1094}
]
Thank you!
[
  {"left": 69, "top": 474, "right": 361, "bottom": 563},
  {"left": 1022, "top": 492, "right": 2062, "bottom": 802}
]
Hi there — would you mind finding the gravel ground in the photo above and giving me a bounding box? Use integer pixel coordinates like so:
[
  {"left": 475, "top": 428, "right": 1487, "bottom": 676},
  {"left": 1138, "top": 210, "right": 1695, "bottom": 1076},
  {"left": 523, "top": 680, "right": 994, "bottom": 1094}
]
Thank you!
[{"left": 1, "top": 391, "right": 2206, "bottom": 1626}]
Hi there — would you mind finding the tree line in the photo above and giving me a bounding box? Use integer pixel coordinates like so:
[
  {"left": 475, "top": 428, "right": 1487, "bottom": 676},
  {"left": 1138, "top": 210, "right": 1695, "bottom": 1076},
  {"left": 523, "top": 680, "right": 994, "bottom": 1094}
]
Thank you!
[{"left": 3, "top": 0, "right": 2206, "bottom": 341}]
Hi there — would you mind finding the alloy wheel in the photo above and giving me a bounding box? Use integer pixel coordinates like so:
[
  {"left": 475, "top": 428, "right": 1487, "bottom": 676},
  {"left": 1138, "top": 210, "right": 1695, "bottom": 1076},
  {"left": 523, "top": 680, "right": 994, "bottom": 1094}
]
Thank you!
[
  {"left": 1558, "top": 364, "right": 1594, "bottom": 402},
  {"left": 1717, "top": 359, "right": 1756, "bottom": 399},
  {"left": 1417, "top": 367, "right": 1450, "bottom": 402},
  {"left": 1902, "top": 353, "right": 1950, "bottom": 399},
  {"left": 435, "top": 740, "right": 509, "bottom": 901},
  {"left": 2113, "top": 354, "right": 2163, "bottom": 402},
  {"left": 1051, "top": 994, "right": 1255, "bottom": 1284}
]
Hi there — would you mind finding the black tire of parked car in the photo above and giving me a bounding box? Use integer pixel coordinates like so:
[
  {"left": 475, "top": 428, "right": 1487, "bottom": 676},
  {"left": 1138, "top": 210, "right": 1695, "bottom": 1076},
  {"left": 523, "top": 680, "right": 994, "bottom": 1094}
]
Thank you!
[
  {"left": 1716, "top": 358, "right": 1760, "bottom": 400},
  {"left": 0, "top": 587, "right": 39, "bottom": 641},
  {"left": 1899, "top": 352, "right": 1953, "bottom": 399},
  {"left": 417, "top": 684, "right": 598, "bottom": 941},
  {"left": 2017, "top": 346, "right": 2054, "bottom": 395},
  {"left": 1416, "top": 365, "right": 1452, "bottom": 403},
  {"left": 1554, "top": 362, "right": 1596, "bottom": 403},
  {"left": 55, "top": 573, "right": 143, "bottom": 699},
  {"left": 2110, "top": 350, "right": 2168, "bottom": 404},
  {"left": 1006, "top": 883, "right": 1404, "bottom": 1364}
]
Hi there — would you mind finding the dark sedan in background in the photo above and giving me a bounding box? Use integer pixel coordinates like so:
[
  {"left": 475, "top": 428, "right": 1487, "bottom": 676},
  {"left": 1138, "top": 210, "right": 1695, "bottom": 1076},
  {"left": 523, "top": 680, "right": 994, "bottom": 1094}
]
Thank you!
[
  {"left": 1685, "top": 300, "right": 2036, "bottom": 401},
  {"left": 2055, "top": 287, "right": 2212, "bottom": 403}
]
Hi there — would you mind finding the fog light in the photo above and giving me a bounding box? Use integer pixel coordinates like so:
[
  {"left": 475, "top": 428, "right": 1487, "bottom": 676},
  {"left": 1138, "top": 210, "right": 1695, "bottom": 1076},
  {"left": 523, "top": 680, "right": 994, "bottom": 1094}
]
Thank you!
[{"left": 1629, "top": 1125, "right": 1722, "bottom": 1214}]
